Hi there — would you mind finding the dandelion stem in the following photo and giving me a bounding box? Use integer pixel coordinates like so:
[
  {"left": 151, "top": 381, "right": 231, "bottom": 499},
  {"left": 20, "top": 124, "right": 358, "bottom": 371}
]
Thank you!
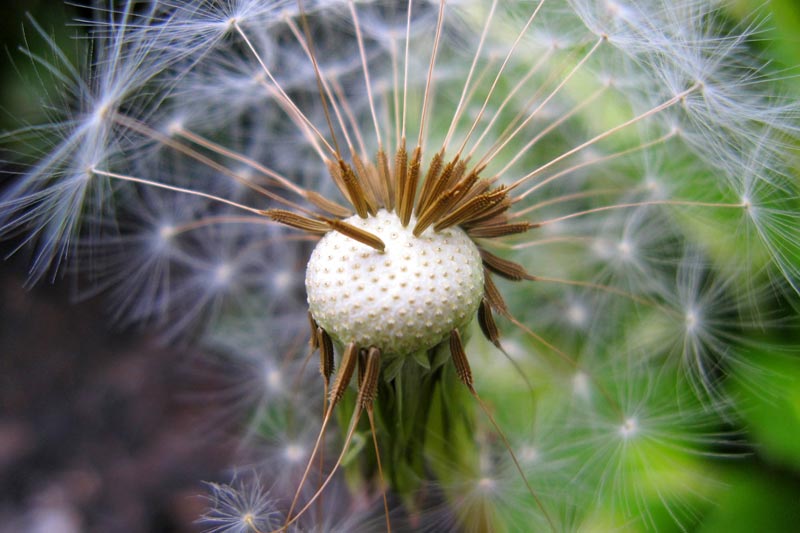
[
  {"left": 281, "top": 346, "right": 380, "bottom": 532},
  {"left": 284, "top": 16, "right": 356, "bottom": 153},
  {"left": 173, "top": 127, "right": 305, "bottom": 196},
  {"left": 478, "top": 36, "right": 605, "bottom": 168},
  {"left": 534, "top": 199, "right": 745, "bottom": 226},
  {"left": 442, "top": 0, "right": 499, "bottom": 150},
  {"left": 450, "top": 330, "right": 556, "bottom": 531},
  {"left": 279, "top": 403, "right": 365, "bottom": 532},
  {"left": 329, "top": 76, "right": 368, "bottom": 157},
  {"left": 113, "top": 113, "right": 312, "bottom": 214},
  {"left": 506, "top": 314, "right": 625, "bottom": 419},
  {"left": 88, "top": 168, "right": 269, "bottom": 216},
  {"left": 509, "top": 85, "right": 701, "bottom": 191},
  {"left": 502, "top": 236, "right": 595, "bottom": 250},
  {"left": 168, "top": 215, "right": 274, "bottom": 235},
  {"left": 515, "top": 131, "right": 677, "bottom": 201},
  {"left": 467, "top": 48, "right": 554, "bottom": 157},
  {"left": 401, "top": 0, "right": 413, "bottom": 141},
  {"left": 254, "top": 78, "right": 329, "bottom": 161},
  {"left": 390, "top": 37, "right": 401, "bottom": 150},
  {"left": 284, "top": 342, "right": 358, "bottom": 524},
  {"left": 367, "top": 407, "right": 392, "bottom": 533},
  {"left": 348, "top": 0, "right": 383, "bottom": 148},
  {"left": 496, "top": 85, "right": 607, "bottom": 176},
  {"left": 515, "top": 186, "right": 642, "bottom": 215},
  {"left": 457, "top": 0, "right": 548, "bottom": 156},
  {"left": 294, "top": 0, "right": 343, "bottom": 158},
  {"left": 417, "top": 0, "right": 447, "bottom": 150},
  {"left": 232, "top": 20, "right": 337, "bottom": 157},
  {"left": 533, "top": 276, "right": 678, "bottom": 316}
]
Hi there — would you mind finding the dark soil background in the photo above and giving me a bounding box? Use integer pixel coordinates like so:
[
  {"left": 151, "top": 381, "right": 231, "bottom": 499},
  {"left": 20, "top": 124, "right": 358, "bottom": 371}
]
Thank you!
[
  {"left": 0, "top": 4, "right": 236, "bottom": 531},
  {"left": 0, "top": 256, "right": 233, "bottom": 533}
]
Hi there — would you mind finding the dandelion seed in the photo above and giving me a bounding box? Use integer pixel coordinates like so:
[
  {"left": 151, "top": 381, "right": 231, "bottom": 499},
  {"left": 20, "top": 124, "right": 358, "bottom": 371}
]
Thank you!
[{"left": 201, "top": 477, "right": 281, "bottom": 533}]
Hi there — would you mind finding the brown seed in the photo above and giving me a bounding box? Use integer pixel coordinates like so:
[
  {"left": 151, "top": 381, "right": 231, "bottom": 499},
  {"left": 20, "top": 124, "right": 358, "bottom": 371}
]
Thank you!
[
  {"left": 308, "top": 312, "right": 319, "bottom": 351},
  {"left": 434, "top": 186, "right": 508, "bottom": 231},
  {"left": 330, "top": 342, "right": 358, "bottom": 404},
  {"left": 413, "top": 186, "right": 461, "bottom": 236},
  {"left": 449, "top": 329, "right": 474, "bottom": 391},
  {"left": 415, "top": 149, "right": 447, "bottom": 215},
  {"left": 265, "top": 209, "right": 330, "bottom": 233},
  {"left": 479, "top": 248, "right": 537, "bottom": 281},
  {"left": 351, "top": 152, "right": 379, "bottom": 215},
  {"left": 324, "top": 218, "right": 386, "bottom": 252},
  {"left": 393, "top": 140, "right": 408, "bottom": 217},
  {"left": 483, "top": 271, "right": 510, "bottom": 318},
  {"left": 466, "top": 221, "right": 533, "bottom": 238},
  {"left": 376, "top": 147, "right": 394, "bottom": 210},
  {"left": 358, "top": 347, "right": 382, "bottom": 408},
  {"left": 339, "top": 158, "right": 370, "bottom": 218},
  {"left": 399, "top": 146, "right": 422, "bottom": 226},
  {"left": 478, "top": 299, "right": 502, "bottom": 349},
  {"left": 318, "top": 327, "right": 335, "bottom": 383}
]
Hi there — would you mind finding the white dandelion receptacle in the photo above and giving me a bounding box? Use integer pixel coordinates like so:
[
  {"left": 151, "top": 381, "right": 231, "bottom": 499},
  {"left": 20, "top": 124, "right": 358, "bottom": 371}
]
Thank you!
[{"left": 306, "top": 209, "right": 484, "bottom": 356}]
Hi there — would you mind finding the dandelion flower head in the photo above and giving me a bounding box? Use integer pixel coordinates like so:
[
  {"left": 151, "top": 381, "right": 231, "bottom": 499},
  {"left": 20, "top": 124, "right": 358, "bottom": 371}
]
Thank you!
[{"left": 2, "top": 0, "right": 799, "bottom": 531}]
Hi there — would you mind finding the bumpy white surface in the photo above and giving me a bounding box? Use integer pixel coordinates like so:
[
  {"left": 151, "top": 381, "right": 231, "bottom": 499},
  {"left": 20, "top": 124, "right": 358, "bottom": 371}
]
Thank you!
[{"left": 306, "top": 209, "right": 484, "bottom": 356}]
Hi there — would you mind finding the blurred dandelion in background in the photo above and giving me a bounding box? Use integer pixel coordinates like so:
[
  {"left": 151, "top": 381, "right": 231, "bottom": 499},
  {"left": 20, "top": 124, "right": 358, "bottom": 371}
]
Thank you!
[{"left": 2, "top": 0, "right": 800, "bottom": 531}]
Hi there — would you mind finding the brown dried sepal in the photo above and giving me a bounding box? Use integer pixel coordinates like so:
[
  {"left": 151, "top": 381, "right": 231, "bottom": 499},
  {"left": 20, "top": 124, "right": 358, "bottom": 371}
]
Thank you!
[
  {"left": 466, "top": 221, "right": 534, "bottom": 238},
  {"left": 330, "top": 342, "right": 359, "bottom": 405},
  {"left": 483, "top": 270, "right": 511, "bottom": 318},
  {"left": 449, "top": 329, "right": 475, "bottom": 392},
  {"left": 357, "top": 347, "right": 382, "bottom": 408},
  {"left": 479, "top": 248, "right": 537, "bottom": 281},
  {"left": 308, "top": 312, "right": 319, "bottom": 351},
  {"left": 478, "top": 299, "right": 502, "bottom": 349},
  {"left": 317, "top": 327, "right": 335, "bottom": 384}
]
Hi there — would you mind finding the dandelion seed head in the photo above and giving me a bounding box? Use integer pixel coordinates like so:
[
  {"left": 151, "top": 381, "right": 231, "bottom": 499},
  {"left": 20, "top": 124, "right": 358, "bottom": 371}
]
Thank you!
[
  {"left": 264, "top": 366, "right": 283, "bottom": 392},
  {"left": 157, "top": 224, "right": 175, "bottom": 242},
  {"left": 573, "top": 371, "right": 591, "bottom": 400},
  {"left": 271, "top": 269, "right": 295, "bottom": 293},
  {"left": 616, "top": 239, "right": 633, "bottom": 258},
  {"left": 282, "top": 443, "right": 305, "bottom": 464},
  {"left": 520, "top": 445, "right": 540, "bottom": 465},
  {"left": 566, "top": 302, "right": 588, "bottom": 327},
  {"left": 477, "top": 476, "right": 497, "bottom": 492},
  {"left": 619, "top": 417, "right": 638, "bottom": 439},
  {"left": 166, "top": 119, "right": 184, "bottom": 136},
  {"left": 213, "top": 263, "right": 234, "bottom": 287},
  {"left": 684, "top": 307, "right": 698, "bottom": 333},
  {"left": 592, "top": 237, "right": 614, "bottom": 259}
]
